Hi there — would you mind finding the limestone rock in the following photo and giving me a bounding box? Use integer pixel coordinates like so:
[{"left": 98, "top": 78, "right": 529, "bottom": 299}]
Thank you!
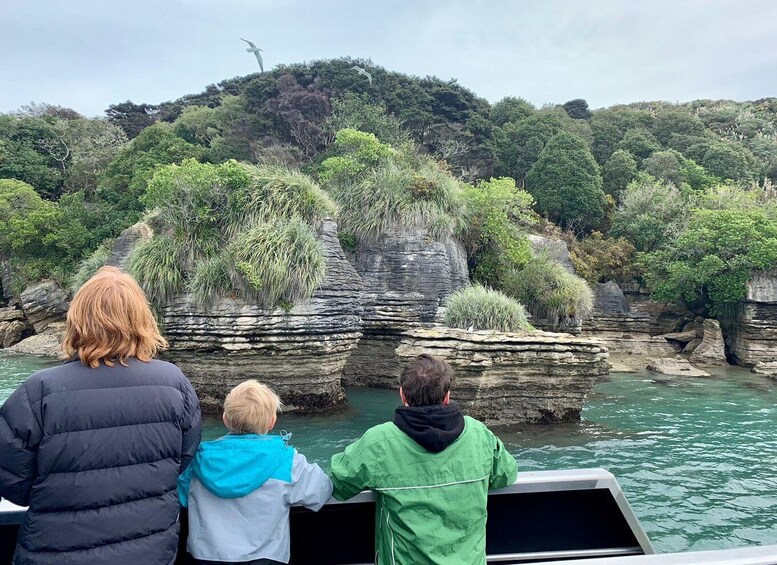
[
  {"left": 19, "top": 281, "right": 69, "bottom": 334},
  {"left": 689, "top": 319, "right": 727, "bottom": 366},
  {"left": 659, "top": 330, "right": 698, "bottom": 344},
  {"left": 6, "top": 333, "right": 62, "bottom": 357},
  {"left": 723, "top": 271, "right": 777, "bottom": 368},
  {"left": 752, "top": 361, "right": 777, "bottom": 377},
  {"left": 682, "top": 321, "right": 704, "bottom": 337},
  {"left": 527, "top": 234, "right": 575, "bottom": 274},
  {"left": 0, "top": 307, "right": 24, "bottom": 323},
  {"left": 646, "top": 358, "right": 710, "bottom": 377},
  {"left": 396, "top": 327, "right": 609, "bottom": 426},
  {"left": 161, "top": 219, "right": 363, "bottom": 414},
  {"left": 343, "top": 226, "right": 469, "bottom": 387},
  {"left": 583, "top": 280, "right": 691, "bottom": 356},
  {"left": 683, "top": 338, "right": 702, "bottom": 353},
  {"left": 0, "top": 319, "right": 31, "bottom": 348},
  {"left": 107, "top": 222, "right": 153, "bottom": 270}
]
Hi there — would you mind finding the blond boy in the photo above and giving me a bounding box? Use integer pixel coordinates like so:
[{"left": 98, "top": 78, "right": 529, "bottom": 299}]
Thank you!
[{"left": 178, "top": 381, "right": 332, "bottom": 565}]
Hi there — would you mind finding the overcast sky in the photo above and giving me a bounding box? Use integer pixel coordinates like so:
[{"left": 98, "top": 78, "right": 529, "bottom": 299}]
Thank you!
[{"left": 1, "top": 0, "right": 775, "bottom": 117}]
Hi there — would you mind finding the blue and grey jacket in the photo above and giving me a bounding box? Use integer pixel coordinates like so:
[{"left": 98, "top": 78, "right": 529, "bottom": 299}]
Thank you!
[{"left": 178, "top": 433, "right": 332, "bottom": 564}]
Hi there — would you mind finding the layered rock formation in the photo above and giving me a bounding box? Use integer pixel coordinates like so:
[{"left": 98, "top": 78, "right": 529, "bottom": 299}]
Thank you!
[
  {"left": 725, "top": 271, "right": 777, "bottom": 369},
  {"left": 689, "top": 319, "right": 727, "bottom": 366},
  {"left": 646, "top": 357, "right": 711, "bottom": 377},
  {"left": 5, "top": 281, "right": 70, "bottom": 356},
  {"left": 106, "top": 222, "right": 153, "bottom": 269},
  {"left": 396, "top": 328, "right": 609, "bottom": 426},
  {"left": 0, "top": 307, "right": 31, "bottom": 348},
  {"left": 583, "top": 281, "right": 690, "bottom": 356},
  {"left": 161, "top": 219, "right": 363, "bottom": 413},
  {"left": 342, "top": 226, "right": 469, "bottom": 387},
  {"left": 527, "top": 234, "right": 575, "bottom": 274}
]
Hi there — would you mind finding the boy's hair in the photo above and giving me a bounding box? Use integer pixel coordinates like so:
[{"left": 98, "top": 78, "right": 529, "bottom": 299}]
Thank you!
[
  {"left": 223, "top": 380, "right": 282, "bottom": 434},
  {"left": 399, "top": 354, "right": 453, "bottom": 407}
]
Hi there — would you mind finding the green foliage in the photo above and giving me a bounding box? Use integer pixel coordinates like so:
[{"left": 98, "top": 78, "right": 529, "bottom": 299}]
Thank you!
[
  {"left": 610, "top": 173, "right": 686, "bottom": 252},
  {"left": 562, "top": 99, "right": 591, "bottom": 120},
  {"left": 490, "top": 97, "right": 535, "bottom": 127},
  {"left": 462, "top": 177, "right": 535, "bottom": 286},
  {"left": 651, "top": 110, "right": 705, "bottom": 146},
  {"left": 492, "top": 111, "right": 566, "bottom": 182},
  {"left": 602, "top": 149, "right": 638, "bottom": 199},
  {"left": 642, "top": 208, "right": 777, "bottom": 315},
  {"left": 642, "top": 150, "right": 717, "bottom": 192},
  {"left": 127, "top": 234, "right": 187, "bottom": 307},
  {"left": 327, "top": 93, "right": 407, "bottom": 146},
  {"left": 700, "top": 142, "right": 756, "bottom": 181},
  {"left": 616, "top": 128, "right": 660, "bottom": 162},
  {"left": 324, "top": 137, "right": 465, "bottom": 241},
  {"left": 526, "top": 131, "right": 607, "bottom": 232},
  {"left": 71, "top": 241, "right": 113, "bottom": 292},
  {"left": 570, "top": 232, "right": 640, "bottom": 285},
  {"left": 319, "top": 128, "right": 394, "bottom": 184},
  {"left": 502, "top": 255, "right": 594, "bottom": 326},
  {"left": 444, "top": 284, "right": 533, "bottom": 332},
  {"left": 337, "top": 231, "right": 358, "bottom": 253}
]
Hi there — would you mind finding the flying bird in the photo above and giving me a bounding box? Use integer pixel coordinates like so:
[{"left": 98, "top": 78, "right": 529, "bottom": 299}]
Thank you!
[
  {"left": 351, "top": 65, "right": 372, "bottom": 87},
  {"left": 240, "top": 38, "right": 264, "bottom": 72}
]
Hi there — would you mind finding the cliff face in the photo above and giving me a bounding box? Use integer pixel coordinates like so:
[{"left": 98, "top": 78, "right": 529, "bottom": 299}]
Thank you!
[
  {"left": 161, "top": 219, "right": 363, "bottom": 413},
  {"left": 396, "top": 328, "right": 609, "bottom": 426},
  {"left": 583, "top": 281, "right": 689, "bottom": 356},
  {"left": 342, "top": 226, "right": 469, "bottom": 387},
  {"left": 725, "top": 271, "right": 777, "bottom": 369}
]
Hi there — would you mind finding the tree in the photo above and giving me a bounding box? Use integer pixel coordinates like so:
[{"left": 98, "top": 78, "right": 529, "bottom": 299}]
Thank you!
[
  {"left": 490, "top": 97, "right": 535, "bottom": 127},
  {"left": 326, "top": 93, "right": 407, "bottom": 146},
  {"left": 602, "top": 149, "right": 638, "bottom": 199},
  {"left": 616, "top": 128, "right": 660, "bottom": 162},
  {"left": 105, "top": 101, "right": 159, "bottom": 139},
  {"left": 610, "top": 173, "right": 686, "bottom": 252},
  {"left": 590, "top": 113, "right": 623, "bottom": 164},
  {"left": 642, "top": 208, "right": 777, "bottom": 315},
  {"left": 651, "top": 110, "right": 705, "bottom": 146},
  {"left": 562, "top": 99, "right": 592, "bottom": 120},
  {"left": 526, "top": 131, "right": 607, "bottom": 232},
  {"left": 642, "top": 149, "right": 717, "bottom": 191},
  {"left": 700, "top": 142, "right": 755, "bottom": 181},
  {"left": 0, "top": 115, "right": 63, "bottom": 198},
  {"left": 265, "top": 75, "right": 331, "bottom": 157},
  {"left": 492, "top": 111, "right": 566, "bottom": 183}
]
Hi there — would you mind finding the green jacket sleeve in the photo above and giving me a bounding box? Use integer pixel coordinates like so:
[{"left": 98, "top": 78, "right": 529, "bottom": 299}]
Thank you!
[
  {"left": 327, "top": 434, "right": 373, "bottom": 501},
  {"left": 488, "top": 435, "right": 518, "bottom": 490}
]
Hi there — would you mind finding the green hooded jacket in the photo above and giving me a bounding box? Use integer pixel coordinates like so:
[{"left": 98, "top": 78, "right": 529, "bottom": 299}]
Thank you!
[{"left": 328, "top": 411, "right": 518, "bottom": 565}]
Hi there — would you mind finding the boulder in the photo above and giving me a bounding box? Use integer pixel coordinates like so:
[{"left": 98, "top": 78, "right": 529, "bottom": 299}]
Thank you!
[
  {"left": 19, "top": 281, "right": 69, "bottom": 334},
  {"left": 646, "top": 358, "right": 710, "bottom": 377},
  {"left": 752, "top": 362, "right": 777, "bottom": 378},
  {"left": 683, "top": 338, "right": 703, "bottom": 353},
  {"left": 527, "top": 234, "right": 575, "bottom": 274},
  {"left": 342, "top": 226, "right": 469, "bottom": 387},
  {"left": 689, "top": 319, "right": 727, "bottom": 366},
  {"left": 682, "top": 321, "right": 704, "bottom": 337},
  {"left": 161, "top": 219, "right": 363, "bottom": 414},
  {"left": 396, "top": 327, "right": 609, "bottom": 426},
  {"left": 0, "top": 319, "right": 31, "bottom": 348},
  {"left": 106, "top": 222, "right": 153, "bottom": 270},
  {"left": 6, "top": 333, "right": 62, "bottom": 357},
  {"left": 659, "top": 330, "right": 698, "bottom": 344}
]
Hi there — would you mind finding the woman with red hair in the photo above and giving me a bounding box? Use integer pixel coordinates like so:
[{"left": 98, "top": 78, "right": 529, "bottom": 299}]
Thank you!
[{"left": 0, "top": 266, "right": 201, "bottom": 565}]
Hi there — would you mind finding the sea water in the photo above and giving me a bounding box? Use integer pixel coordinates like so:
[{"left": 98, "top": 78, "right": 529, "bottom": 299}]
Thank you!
[{"left": 1, "top": 354, "right": 775, "bottom": 553}]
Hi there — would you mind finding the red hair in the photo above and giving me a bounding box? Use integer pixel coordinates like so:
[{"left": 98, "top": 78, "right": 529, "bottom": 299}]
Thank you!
[{"left": 62, "top": 266, "right": 167, "bottom": 368}]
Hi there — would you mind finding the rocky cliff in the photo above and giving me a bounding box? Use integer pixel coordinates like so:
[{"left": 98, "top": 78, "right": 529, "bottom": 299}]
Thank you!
[
  {"left": 396, "top": 327, "right": 609, "bottom": 426},
  {"left": 342, "top": 226, "right": 469, "bottom": 387},
  {"left": 161, "top": 219, "right": 363, "bottom": 413},
  {"left": 725, "top": 271, "right": 777, "bottom": 371}
]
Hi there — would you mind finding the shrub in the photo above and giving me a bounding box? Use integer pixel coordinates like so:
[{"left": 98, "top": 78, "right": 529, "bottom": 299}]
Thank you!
[
  {"left": 126, "top": 234, "right": 186, "bottom": 307},
  {"left": 503, "top": 255, "right": 594, "bottom": 327},
  {"left": 71, "top": 241, "right": 113, "bottom": 292},
  {"left": 570, "top": 232, "right": 641, "bottom": 285},
  {"left": 444, "top": 284, "right": 533, "bottom": 332}
]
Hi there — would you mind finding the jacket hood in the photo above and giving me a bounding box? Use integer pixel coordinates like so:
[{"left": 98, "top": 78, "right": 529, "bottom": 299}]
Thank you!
[
  {"left": 191, "top": 434, "right": 293, "bottom": 498},
  {"left": 393, "top": 403, "right": 465, "bottom": 453}
]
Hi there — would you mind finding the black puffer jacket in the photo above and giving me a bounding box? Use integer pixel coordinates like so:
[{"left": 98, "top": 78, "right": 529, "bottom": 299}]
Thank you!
[{"left": 0, "top": 358, "right": 201, "bottom": 565}]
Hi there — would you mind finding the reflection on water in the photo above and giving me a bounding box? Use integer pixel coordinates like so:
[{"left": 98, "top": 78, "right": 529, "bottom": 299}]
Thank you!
[{"left": 1, "top": 355, "right": 775, "bottom": 553}]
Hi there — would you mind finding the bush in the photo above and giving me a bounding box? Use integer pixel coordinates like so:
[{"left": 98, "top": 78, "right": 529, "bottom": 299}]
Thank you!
[
  {"left": 127, "top": 234, "right": 187, "bottom": 307},
  {"left": 503, "top": 255, "right": 594, "bottom": 327},
  {"left": 71, "top": 241, "right": 113, "bottom": 292},
  {"left": 444, "top": 284, "right": 533, "bottom": 332},
  {"left": 570, "top": 232, "right": 640, "bottom": 285}
]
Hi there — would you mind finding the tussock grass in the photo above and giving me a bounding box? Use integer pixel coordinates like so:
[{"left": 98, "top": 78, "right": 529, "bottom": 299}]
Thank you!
[
  {"left": 229, "top": 218, "right": 326, "bottom": 307},
  {"left": 503, "top": 255, "right": 594, "bottom": 326},
  {"left": 329, "top": 157, "right": 465, "bottom": 241},
  {"left": 71, "top": 241, "right": 113, "bottom": 292},
  {"left": 127, "top": 234, "right": 186, "bottom": 307},
  {"left": 444, "top": 284, "right": 533, "bottom": 332},
  {"left": 190, "top": 252, "right": 235, "bottom": 308}
]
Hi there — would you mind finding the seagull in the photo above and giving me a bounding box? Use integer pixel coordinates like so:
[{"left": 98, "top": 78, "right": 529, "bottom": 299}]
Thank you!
[
  {"left": 351, "top": 65, "right": 372, "bottom": 87},
  {"left": 240, "top": 38, "right": 264, "bottom": 72}
]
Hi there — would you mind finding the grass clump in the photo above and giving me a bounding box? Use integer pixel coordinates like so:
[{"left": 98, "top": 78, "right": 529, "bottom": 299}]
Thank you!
[
  {"left": 502, "top": 255, "right": 594, "bottom": 328},
  {"left": 444, "top": 284, "right": 533, "bottom": 332},
  {"left": 127, "top": 234, "right": 186, "bottom": 307},
  {"left": 71, "top": 241, "right": 113, "bottom": 292}
]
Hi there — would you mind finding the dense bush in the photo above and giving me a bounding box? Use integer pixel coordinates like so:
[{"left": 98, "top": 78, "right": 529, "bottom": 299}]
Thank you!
[
  {"left": 444, "top": 284, "right": 533, "bottom": 332},
  {"left": 502, "top": 255, "right": 594, "bottom": 328},
  {"left": 570, "top": 232, "right": 641, "bottom": 285}
]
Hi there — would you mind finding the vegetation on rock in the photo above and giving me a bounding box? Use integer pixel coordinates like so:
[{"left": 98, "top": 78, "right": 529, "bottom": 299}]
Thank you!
[{"left": 444, "top": 284, "right": 533, "bottom": 332}]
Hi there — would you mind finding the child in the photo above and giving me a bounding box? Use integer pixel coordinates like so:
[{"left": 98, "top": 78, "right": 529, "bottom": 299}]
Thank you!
[{"left": 179, "top": 380, "right": 332, "bottom": 565}]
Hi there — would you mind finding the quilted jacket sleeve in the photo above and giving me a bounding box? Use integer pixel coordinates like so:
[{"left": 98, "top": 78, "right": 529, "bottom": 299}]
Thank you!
[{"left": 0, "top": 381, "right": 43, "bottom": 506}]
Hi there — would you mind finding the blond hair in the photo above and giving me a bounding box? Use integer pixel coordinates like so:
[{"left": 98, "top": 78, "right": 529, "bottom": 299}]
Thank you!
[
  {"left": 62, "top": 266, "right": 168, "bottom": 368},
  {"left": 224, "top": 380, "right": 282, "bottom": 435}
]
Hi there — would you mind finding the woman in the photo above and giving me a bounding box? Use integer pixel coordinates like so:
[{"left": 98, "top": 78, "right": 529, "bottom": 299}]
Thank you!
[{"left": 0, "top": 266, "right": 201, "bottom": 565}]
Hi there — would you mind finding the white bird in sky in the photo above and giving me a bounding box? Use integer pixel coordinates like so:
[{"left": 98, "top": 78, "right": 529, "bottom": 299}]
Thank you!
[
  {"left": 240, "top": 38, "right": 264, "bottom": 72},
  {"left": 351, "top": 65, "right": 372, "bottom": 87}
]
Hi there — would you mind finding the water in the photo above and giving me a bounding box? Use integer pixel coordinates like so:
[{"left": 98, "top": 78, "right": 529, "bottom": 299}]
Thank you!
[{"left": 1, "top": 355, "right": 775, "bottom": 553}]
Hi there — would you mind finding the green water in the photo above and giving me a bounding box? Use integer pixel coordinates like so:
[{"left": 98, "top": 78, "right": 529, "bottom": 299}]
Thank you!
[{"left": 1, "top": 355, "right": 775, "bottom": 553}]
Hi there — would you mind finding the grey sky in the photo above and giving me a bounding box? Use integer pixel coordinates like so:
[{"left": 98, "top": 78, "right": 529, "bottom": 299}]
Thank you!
[{"left": 1, "top": 0, "right": 775, "bottom": 117}]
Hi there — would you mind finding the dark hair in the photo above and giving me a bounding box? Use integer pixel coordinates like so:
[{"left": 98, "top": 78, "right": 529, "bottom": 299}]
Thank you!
[{"left": 399, "top": 354, "right": 453, "bottom": 407}]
